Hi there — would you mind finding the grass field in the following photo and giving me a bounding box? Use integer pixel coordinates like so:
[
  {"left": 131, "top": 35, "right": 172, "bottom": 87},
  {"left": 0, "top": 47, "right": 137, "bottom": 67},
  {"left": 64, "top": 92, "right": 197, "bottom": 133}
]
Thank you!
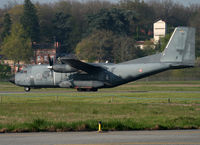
[{"left": 0, "top": 81, "right": 200, "bottom": 132}]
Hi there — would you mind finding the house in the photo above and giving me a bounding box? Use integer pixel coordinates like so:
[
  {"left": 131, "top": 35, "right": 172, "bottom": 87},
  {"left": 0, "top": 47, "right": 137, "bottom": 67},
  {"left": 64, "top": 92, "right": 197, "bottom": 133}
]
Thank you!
[
  {"left": 136, "top": 20, "right": 167, "bottom": 50},
  {"left": 0, "top": 42, "right": 60, "bottom": 73},
  {"left": 136, "top": 40, "right": 155, "bottom": 50},
  {"left": 136, "top": 41, "right": 146, "bottom": 50},
  {"left": 153, "top": 20, "right": 167, "bottom": 43},
  {"left": 34, "top": 48, "right": 56, "bottom": 64},
  {"left": 33, "top": 42, "right": 59, "bottom": 64},
  {"left": 1, "top": 60, "right": 25, "bottom": 73}
]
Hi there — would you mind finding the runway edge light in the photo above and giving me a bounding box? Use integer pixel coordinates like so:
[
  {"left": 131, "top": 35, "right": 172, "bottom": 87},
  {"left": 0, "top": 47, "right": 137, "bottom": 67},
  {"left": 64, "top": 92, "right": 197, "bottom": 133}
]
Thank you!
[{"left": 98, "top": 121, "right": 102, "bottom": 132}]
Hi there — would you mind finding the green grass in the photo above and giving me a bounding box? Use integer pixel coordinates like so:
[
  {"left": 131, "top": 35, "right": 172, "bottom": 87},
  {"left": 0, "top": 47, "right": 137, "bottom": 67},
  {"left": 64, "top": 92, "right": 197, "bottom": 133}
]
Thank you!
[
  {"left": 0, "top": 81, "right": 200, "bottom": 132},
  {"left": 1, "top": 81, "right": 200, "bottom": 92}
]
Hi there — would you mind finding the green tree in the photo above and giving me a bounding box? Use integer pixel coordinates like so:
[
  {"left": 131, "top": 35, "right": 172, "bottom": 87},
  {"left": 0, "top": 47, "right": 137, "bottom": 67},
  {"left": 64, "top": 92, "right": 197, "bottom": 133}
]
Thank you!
[
  {"left": 190, "top": 10, "right": 200, "bottom": 57},
  {"left": 1, "top": 13, "right": 12, "bottom": 41},
  {"left": 75, "top": 30, "right": 142, "bottom": 63},
  {"left": 76, "top": 30, "right": 114, "bottom": 62},
  {"left": 52, "top": 12, "right": 72, "bottom": 53},
  {"left": 112, "top": 36, "right": 143, "bottom": 63},
  {"left": 8, "top": 5, "right": 24, "bottom": 25},
  {"left": 37, "top": 4, "right": 56, "bottom": 42},
  {"left": 87, "top": 8, "right": 130, "bottom": 35},
  {"left": 21, "top": 0, "right": 40, "bottom": 42},
  {"left": 119, "top": 0, "right": 155, "bottom": 40},
  {"left": 1, "top": 23, "right": 32, "bottom": 64},
  {"left": 0, "top": 63, "right": 11, "bottom": 79},
  {"left": 159, "top": 33, "right": 172, "bottom": 52}
]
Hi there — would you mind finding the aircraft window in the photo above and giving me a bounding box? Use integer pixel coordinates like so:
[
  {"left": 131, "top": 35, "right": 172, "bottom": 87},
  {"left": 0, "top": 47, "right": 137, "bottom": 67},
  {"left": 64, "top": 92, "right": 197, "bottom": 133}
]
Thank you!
[{"left": 20, "top": 70, "right": 27, "bottom": 73}]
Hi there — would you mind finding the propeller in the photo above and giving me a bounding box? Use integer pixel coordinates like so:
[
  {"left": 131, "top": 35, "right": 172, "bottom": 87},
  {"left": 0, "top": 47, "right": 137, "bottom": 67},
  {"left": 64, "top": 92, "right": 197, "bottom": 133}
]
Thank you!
[
  {"left": 47, "top": 54, "right": 54, "bottom": 69},
  {"left": 48, "top": 54, "right": 54, "bottom": 66},
  {"left": 47, "top": 55, "right": 54, "bottom": 77},
  {"left": 16, "top": 64, "right": 20, "bottom": 73}
]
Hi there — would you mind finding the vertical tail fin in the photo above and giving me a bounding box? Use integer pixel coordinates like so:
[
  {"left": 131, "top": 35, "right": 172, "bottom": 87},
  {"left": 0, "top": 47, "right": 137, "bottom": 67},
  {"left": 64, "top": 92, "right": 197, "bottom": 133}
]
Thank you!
[{"left": 160, "top": 27, "right": 195, "bottom": 67}]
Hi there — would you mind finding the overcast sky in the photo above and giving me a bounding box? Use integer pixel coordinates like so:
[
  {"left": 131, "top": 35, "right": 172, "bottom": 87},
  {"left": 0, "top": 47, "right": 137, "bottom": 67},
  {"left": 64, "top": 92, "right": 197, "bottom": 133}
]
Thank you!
[{"left": 0, "top": 0, "right": 200, "bottom": 8}]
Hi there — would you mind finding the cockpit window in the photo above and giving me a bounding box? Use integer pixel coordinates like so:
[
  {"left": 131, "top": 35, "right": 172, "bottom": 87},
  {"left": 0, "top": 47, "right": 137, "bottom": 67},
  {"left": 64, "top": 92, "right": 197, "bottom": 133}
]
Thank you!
[{"left": 20, "top": 70, "right": 27, "bottom": 74}]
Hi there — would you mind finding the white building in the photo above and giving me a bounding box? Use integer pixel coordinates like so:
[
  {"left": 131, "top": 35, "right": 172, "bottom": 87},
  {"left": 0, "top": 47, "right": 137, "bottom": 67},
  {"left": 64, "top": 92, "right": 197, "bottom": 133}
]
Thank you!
[{"left": 153, "top": 20, "right": 166, "bottom": 43}]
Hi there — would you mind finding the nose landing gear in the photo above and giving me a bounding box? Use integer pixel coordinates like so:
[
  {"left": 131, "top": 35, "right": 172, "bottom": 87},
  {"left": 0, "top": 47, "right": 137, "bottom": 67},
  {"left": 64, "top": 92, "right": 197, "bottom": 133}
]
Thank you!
[{"left": 24, "top": 87, "right": 31, "bottom": 92}]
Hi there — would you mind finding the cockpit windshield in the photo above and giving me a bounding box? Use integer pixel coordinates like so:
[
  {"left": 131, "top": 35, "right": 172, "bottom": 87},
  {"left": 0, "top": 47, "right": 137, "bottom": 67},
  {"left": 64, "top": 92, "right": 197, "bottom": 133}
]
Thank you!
[{"left": 20, "top": 70, "right": 27, "bottom": 74}]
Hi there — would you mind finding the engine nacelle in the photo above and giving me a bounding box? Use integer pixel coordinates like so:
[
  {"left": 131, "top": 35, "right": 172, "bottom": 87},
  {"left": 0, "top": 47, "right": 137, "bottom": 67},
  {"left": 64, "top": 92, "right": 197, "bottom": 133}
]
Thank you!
[{"left": 52, "top": 64, "right": 77, "bottom": 73}]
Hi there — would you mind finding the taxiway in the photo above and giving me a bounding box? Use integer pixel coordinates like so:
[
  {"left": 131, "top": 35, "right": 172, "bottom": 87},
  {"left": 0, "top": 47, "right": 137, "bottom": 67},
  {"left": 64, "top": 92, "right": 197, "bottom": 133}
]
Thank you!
[{"left": 0, "top": 130, "right": 200, "bottom": 145}]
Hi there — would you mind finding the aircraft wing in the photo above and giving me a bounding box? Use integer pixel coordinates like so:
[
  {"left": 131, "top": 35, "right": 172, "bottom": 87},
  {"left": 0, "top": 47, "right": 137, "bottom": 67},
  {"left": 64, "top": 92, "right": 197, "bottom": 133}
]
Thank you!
[{"left": 60, "top": 58, "right": 105, "bottom": 73}]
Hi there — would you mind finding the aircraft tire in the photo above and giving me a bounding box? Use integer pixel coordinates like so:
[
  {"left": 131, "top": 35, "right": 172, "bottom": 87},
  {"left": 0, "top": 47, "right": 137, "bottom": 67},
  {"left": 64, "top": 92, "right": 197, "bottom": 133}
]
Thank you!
[
  {"left": 77, "top": 88, "right": 82, "bottom": 92},
  {"left": 77, "top": 88, "right": 98, "bottom": 92},
  {"left": 91, "top": 88, "right": 98, "bottom": 92},
  {"left": 77, "top": 88, "right": 87, "bottom": 92},
  {"left": 24, "top": 87, "right": 31, "bottom": 92}
]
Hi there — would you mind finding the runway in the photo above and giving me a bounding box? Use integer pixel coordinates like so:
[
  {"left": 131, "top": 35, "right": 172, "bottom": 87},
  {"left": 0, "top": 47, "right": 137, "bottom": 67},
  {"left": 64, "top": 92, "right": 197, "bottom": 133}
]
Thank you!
[
  {"left": 0, "top": 130, "right": 200, "bottom": 145},
  {"left": 1, "top": 90, "right": 200, "bottom": 95}
]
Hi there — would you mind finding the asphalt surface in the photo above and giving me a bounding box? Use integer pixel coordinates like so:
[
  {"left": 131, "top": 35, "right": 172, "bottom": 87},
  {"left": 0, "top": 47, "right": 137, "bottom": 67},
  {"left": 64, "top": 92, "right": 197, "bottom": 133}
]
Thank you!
[
  {"left": 0, "top": 130, "right": 200, "bottom": 145},
  {"left": 1, "top": 90, "right": 200, "bottom": 94}
]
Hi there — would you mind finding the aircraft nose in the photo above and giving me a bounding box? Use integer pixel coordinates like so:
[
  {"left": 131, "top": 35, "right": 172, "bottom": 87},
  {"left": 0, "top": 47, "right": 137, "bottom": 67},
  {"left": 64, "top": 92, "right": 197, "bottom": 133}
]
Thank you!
[{"left": 9, "top": 75, "right": 15, "bottom": 84}]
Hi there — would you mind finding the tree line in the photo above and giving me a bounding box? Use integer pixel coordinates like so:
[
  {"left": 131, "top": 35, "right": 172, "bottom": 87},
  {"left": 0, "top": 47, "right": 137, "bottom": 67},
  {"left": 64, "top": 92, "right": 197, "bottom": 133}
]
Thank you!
[{"left": 0, "top": 0, "right": 200, "bottom": 64}]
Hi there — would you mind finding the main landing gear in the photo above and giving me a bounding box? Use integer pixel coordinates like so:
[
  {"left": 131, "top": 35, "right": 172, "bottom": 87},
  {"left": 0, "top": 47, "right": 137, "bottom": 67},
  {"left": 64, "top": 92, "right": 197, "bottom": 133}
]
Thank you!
[
  {"left": 24, "top": 87, "right": 31, "bottom": 92},
  {"left": 77, "top": 88, "right": 98, "bottom": 92}
]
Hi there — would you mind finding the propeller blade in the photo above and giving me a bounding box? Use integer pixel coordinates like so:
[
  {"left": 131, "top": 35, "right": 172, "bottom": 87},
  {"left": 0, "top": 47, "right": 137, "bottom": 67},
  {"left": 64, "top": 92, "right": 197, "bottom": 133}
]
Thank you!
[
  {"left": 48, "top": 54, "right": 53, "bottom": 66},
  {"left": 16, "top": 64, "right": 20, "bottom": 72}
]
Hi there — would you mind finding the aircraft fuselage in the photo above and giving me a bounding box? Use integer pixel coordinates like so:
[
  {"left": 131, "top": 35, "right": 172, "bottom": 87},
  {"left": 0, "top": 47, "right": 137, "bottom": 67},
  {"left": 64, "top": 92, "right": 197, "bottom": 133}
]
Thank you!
[{"left": 13, "top": 62, "right": 172, "bottom": 91}]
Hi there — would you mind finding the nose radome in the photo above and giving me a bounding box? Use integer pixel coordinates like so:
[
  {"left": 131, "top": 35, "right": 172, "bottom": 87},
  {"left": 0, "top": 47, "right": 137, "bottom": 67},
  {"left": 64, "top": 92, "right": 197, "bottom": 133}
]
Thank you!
[{"left": 9, "top": 75, "right": 15, "bottom": 84}]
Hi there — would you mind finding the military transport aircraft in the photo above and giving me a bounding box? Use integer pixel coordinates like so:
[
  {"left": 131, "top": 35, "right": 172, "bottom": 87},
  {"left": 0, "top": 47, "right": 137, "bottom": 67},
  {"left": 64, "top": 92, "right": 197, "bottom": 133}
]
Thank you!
[{"left": 10, "top": 27, "right": 195, "bottom": 92}]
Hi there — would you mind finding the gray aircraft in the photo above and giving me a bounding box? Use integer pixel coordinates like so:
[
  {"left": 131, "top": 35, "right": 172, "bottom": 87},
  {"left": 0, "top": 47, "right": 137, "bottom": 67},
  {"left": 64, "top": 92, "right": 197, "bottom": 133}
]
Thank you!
[{"left": 10, "top": 27, "right": 195, "bottom": 92}]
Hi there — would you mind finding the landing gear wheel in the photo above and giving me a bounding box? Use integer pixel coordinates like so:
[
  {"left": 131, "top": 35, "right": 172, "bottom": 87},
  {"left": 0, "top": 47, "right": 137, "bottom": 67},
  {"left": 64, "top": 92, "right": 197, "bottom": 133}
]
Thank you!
[
  {"left": 77, "top": 88, "right": 82, "bottom": 92},
  {"left": 77, "top": 88, "right": 98, "bottom": 92},
  {"left": 24, "top": 87, "right": 30, "bottom": 92},
  {"left": 91, "top": 88, "right": 98, "bottom": 92}
]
